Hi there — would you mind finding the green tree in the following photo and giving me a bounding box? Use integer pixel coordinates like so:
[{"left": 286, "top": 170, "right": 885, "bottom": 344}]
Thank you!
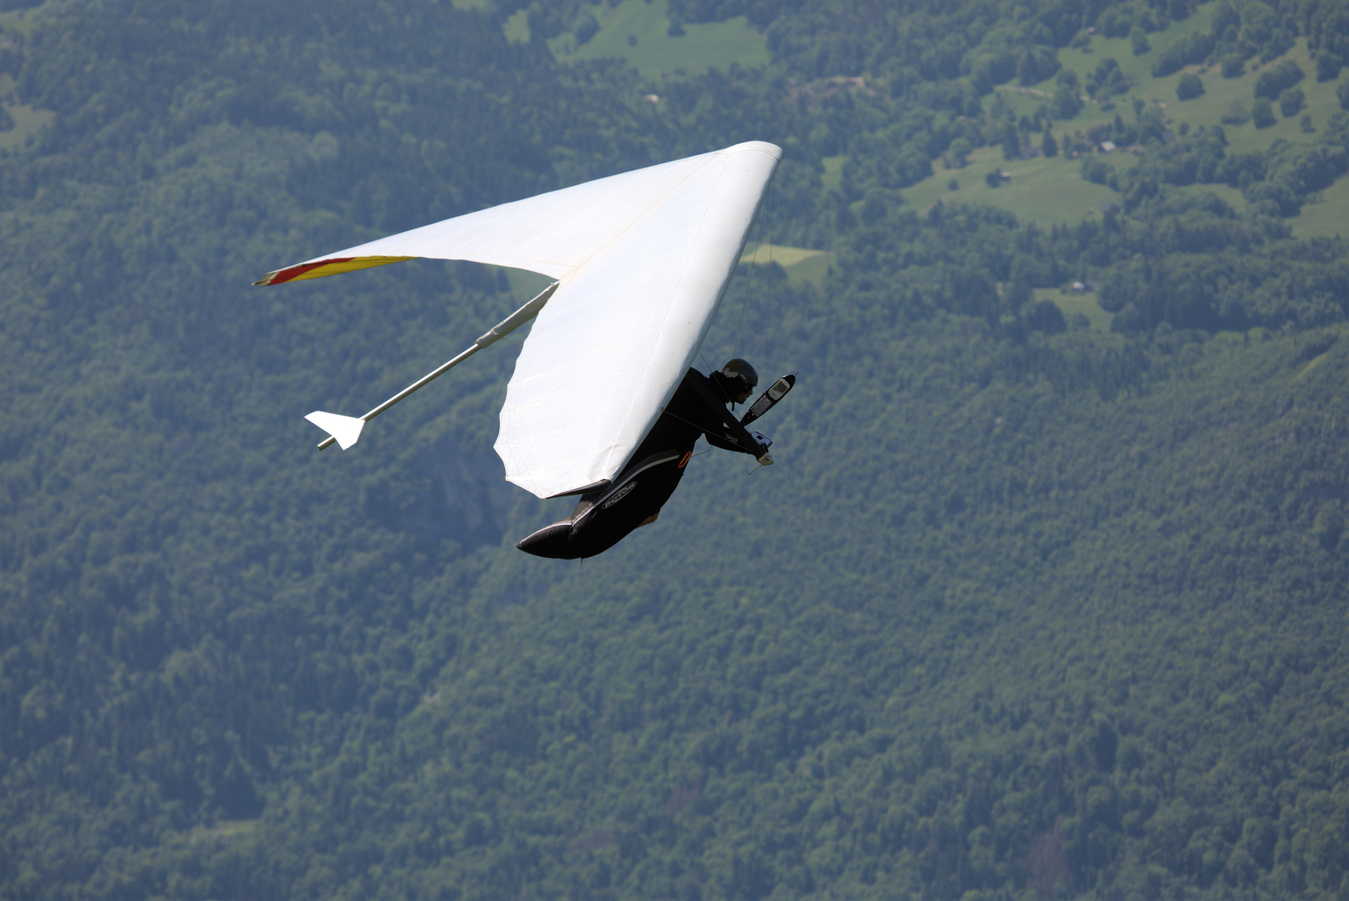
[
  {"left": 1053, "top": 78, "right": 1083, "bottom": 119},
  {"left": 1251, "top": 97, "right": 1276, "bottom": 128},
  {"left": 946, "top": 137, "right": 972, "bottom": 168},
  {"left": 1254, "top": 60, "right": 1304, "bottom": 99},
  {"left": 1081, "top": 154, "right": 1112, "bottom": 184},
  {"left": 1222, "top": 100, "right": 1250, "bottom": 124},
  {"left": 575, "top": 12, "right": 600, "bottom": 44},
  {"left": 1316, "top": 53, "right": 1341, "bottom": 83},
  {"left": 1042, "top": 127, "right": 1058, "bottom": 157},
  {"left": 1177, "top": 73, "right": 1204, "bottom": 100},
  {"left": 1279, "top": 86, "right": 1305, "bottom": 116}
]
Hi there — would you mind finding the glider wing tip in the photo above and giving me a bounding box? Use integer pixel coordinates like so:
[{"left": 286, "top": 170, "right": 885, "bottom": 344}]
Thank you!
[{"left": 724, "top": 140, "right": 783, "bottom": 160}]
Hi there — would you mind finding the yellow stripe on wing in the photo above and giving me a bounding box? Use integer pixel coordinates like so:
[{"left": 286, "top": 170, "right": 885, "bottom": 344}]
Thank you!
[{"left": 253, "top": 255, "right": 416, "bottom": 286}]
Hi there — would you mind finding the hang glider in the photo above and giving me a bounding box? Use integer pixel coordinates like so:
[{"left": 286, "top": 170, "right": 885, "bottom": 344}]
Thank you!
[{"left": 257, "top": 141, "right": 782, "bottom": 499}]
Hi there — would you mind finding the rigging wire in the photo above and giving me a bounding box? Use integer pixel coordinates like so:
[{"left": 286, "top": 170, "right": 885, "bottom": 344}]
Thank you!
[
  {"left": 732, "top": 197, "right": 763, "bottom": 359},
  {"left": 765, "top": 177, "right": 774, "bottom": 367},
  {"left": 732, "top": 175, "right": 776, "bottom": 365},
  {"left": 697, "top": 349, "right": 731, "bottom": 405},
  {"left": 708, "top": 173, "right": 778, "bottom": 413}
]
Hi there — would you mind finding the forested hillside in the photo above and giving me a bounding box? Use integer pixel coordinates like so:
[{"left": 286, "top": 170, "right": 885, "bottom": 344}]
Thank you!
[{"left": 1, "top": 0, "right": 1347, "bottom": 898}]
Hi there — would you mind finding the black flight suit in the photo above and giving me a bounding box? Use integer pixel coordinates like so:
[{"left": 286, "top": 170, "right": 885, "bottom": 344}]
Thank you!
[{"left": 516, "top": 368, "right": 766, "bottom": 559}]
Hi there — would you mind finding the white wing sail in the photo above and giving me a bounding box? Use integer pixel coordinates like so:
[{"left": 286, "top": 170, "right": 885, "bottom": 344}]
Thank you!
[{"left": 258, "top": 141, "right": 782, "bottom": 498}]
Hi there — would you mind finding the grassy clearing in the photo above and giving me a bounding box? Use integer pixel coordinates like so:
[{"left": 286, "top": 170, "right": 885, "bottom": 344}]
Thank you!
[
  {"left": 1166, "top": 180, "right": 1248, "bottom": 211},
  {"left": 0, "top": 3, "right": 55, "bottom": 35},
  {"left": 903, "top": 146, "right": 1120, "bottom": 226},
  {"left": 782, "top": 251, "right": 831, "bottom": 286},
  {"left": 547, "top": 0, "right": 767, "bottom": 76},
  {"left": 0, "top": 73, "right": 55, "bottom": 152},
  {"left": 1014, "top": 32, "right": 1339, "bottom": 156},
  {"left": 189, "top": 819, "right": 259, "bottom": 844},
  {"left": 821, "top": 155, "right": 845, "bottom": 194},
  {"left": 1056, "top": 4, "right": 1217, "bottom": 86},
  {"left": 1140, "top": 41, "right": 1338, "bottom": 156},
  {"left": 904, "top": 7, "right": 1347, "bottom": 236},
  {"left": 1292, "top": 176, "right": 1349, "bottom": 239},
  {"left": 741, "top": 243, "right": 832, "bottom": 287},
  {"left": 1034, "top": 31, "right": 1344, "bottom": 173},
  {"left": 503, "top": 9, "right": 530, "bottom": 44},
  {"left": 0, "top": 105, "right": 55, "bottom": 151},
  {"left": 741, "top": 244, "right": 824, "bottom": 268},
  {"left": 1038, "top": 288, "right": 1114, "bottom": 331}
]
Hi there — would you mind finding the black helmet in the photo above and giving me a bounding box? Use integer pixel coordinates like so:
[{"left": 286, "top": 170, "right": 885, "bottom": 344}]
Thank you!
[{"left": 721, "top": 358, "right": 759, "bottom": 392}]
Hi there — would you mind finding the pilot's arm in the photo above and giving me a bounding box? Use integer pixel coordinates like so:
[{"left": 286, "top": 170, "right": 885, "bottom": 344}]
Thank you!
[
  {"left": 686, "top": 377, "right": 772, "bottom": 460},
  {"left": 705, "top": 425, "right": 770, "bottom": 456}
]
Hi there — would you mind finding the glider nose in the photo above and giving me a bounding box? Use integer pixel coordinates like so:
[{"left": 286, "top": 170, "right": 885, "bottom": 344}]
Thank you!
[{"left": 516, "top": 521, "right": 578, "bottom": 559}]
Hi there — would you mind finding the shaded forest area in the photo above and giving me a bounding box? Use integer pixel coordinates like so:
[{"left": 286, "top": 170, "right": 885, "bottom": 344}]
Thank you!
[{"left": 1, "top": 0, "right": 1348, "bottom": 898}]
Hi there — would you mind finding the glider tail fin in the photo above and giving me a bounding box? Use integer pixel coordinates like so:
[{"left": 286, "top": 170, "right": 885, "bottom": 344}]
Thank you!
[{"left": 306, "top": 411, "right": 366, "bottom": 450}]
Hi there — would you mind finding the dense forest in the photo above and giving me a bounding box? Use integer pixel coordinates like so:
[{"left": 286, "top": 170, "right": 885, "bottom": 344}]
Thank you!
[{"left": 1, "top": 0, "right": 1347, "bottom": 898}]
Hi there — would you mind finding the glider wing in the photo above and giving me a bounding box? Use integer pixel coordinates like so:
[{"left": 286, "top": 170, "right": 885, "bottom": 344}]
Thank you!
[{"left": 258, "top": 141, "right": 782, "bottom": 499}]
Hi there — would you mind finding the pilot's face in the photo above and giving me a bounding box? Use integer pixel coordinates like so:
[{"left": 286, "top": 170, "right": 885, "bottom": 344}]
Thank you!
[{"left": 735, "top": 384, "right": 754, "bottom": 404}]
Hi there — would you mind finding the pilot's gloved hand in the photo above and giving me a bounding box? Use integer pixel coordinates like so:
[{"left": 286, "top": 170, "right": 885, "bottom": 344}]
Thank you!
[{"left": 751, "top": 431, "right": 774, "bottom": 465}]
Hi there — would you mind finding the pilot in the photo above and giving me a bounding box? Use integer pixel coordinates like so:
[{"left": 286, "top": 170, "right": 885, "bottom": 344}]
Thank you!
[
  {"left": 645, "top": 357, "right": 765, "bottom": 461},
  {"left": 516, "top": 358, "right": 771, "bottom": 558}
]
